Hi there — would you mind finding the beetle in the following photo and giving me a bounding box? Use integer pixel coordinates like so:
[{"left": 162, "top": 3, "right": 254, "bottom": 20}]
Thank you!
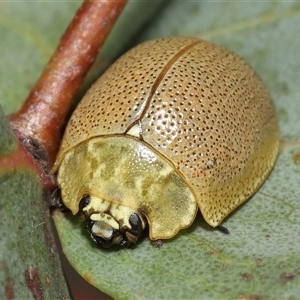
[{"left": 52, "top": 37, "right": 280, "bottom": 248}]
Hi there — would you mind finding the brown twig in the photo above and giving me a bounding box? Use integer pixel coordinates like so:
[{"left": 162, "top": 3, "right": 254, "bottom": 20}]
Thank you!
[{"left": 9, "top": 0, "right": 127, "bottom": 167}]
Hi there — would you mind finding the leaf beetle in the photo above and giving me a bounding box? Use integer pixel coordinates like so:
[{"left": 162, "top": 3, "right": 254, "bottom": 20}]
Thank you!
[{"left": 52, "top": 37, "right": 279, "bottom": 248}]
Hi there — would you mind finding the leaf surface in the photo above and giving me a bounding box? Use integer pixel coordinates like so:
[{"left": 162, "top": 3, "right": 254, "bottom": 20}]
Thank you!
[{"left": 54, "top": 2, "right": 300, "bottom": 299}]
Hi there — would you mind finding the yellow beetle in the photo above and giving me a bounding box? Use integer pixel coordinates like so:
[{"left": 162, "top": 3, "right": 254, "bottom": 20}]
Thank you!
[{"left": 52, "top": 37, "right": 280, "bottom": 248}]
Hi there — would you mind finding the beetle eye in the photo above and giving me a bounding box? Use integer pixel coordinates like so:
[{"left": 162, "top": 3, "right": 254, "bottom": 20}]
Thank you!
[
  {"left": 79, "top": 195, "right": 91, "bottom": 211},
  {"left": 129, "top": 213, "right": 144, "bottom": 235}
]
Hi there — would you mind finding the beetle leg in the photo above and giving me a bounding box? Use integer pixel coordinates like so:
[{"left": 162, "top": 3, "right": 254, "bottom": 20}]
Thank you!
[
  {"left": 216, "top": 225, "right": 230, "bottom": 235},
  {"left": 49, "top": 188, "right": 70, "bottom": 213}
]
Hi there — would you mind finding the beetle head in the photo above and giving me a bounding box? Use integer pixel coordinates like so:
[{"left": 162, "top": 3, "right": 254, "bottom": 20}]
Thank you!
[{"left": 79, "top": 195, "right": 147, "bottom": 248}]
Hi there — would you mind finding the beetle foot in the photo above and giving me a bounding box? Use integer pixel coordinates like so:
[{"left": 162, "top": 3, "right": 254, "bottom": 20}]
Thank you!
[
  {"left": 216, "top": 225, "right": 230, "bottom": 235},
  {"left": 152, "top": 239, "right": 164, "bottom": 248}
]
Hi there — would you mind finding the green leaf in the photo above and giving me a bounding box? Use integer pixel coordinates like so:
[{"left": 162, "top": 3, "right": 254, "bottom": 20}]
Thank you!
[
  {"left": 0, "top": 86, "right": 70, "bottom": 299},
  {"left": 0, "top": 106, "right": 17, "bottom": 155},
  {"left": 0, "top": 170, "right": 70, "bottom": 299},
  {"left": 53, "top": 2, "right": 300, "bottom": 300}
]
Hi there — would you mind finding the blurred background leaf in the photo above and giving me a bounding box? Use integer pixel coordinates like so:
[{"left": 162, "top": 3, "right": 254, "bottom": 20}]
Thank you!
[
  {"left": 1, "top": 1, "right": 300, "bottom": 300},
  {"left": 0, "top": 106, "right": 70, "bottom": 299}
]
